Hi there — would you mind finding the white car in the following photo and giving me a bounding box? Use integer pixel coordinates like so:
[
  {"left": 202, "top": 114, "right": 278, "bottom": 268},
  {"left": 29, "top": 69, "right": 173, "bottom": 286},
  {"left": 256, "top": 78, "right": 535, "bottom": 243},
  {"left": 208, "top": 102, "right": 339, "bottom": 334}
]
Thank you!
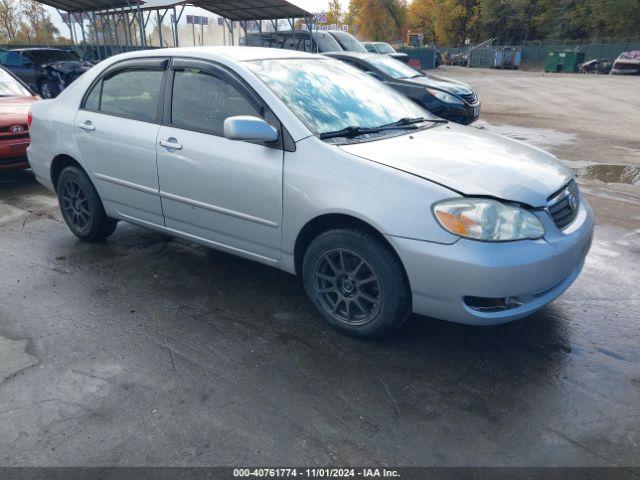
[{"left": 27, "top": 47, "right": 594, "bottom": 338}]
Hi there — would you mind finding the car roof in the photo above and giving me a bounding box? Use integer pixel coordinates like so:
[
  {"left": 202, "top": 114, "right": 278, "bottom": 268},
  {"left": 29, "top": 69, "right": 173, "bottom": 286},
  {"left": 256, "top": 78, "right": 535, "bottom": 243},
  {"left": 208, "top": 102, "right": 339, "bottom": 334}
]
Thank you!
[
  {"left": 323, "top": 51, "right": 379, "bottom": 60},
  {"left": 111, "top": 46, "right": 320, "bottom": 62}
]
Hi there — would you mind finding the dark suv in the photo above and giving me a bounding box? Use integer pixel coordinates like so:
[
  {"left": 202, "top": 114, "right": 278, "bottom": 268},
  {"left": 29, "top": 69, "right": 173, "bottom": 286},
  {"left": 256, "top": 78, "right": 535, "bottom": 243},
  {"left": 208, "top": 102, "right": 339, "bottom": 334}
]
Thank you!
[{"left": 0, "top": 48, "right": 92, "bottom": 98}]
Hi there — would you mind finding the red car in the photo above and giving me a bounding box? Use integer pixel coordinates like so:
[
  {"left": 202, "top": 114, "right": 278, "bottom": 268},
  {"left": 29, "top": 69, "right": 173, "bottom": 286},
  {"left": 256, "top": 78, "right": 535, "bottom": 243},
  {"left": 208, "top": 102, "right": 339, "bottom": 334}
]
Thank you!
[{"left": 0, "top": 66, "right": 39, "bottom": 170}]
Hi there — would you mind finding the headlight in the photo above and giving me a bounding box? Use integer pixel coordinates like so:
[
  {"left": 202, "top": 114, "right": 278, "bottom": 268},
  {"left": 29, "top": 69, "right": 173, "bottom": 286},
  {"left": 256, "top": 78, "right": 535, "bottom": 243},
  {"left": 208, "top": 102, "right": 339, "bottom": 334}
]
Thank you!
[
  {"left": 433, "top": 198, "right": 545, "bottom": 241},
  {"left": 426, "top": 88, "right": 464, "bottom": 105}
]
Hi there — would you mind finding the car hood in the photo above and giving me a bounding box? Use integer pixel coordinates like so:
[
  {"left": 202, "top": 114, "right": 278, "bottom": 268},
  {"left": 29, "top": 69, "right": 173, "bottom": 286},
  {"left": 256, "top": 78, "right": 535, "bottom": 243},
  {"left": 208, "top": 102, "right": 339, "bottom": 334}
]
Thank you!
[
  {"left": 43, "top": 61, "right": 92, "bottom": 74},
  {"left": 0, "top": 96, "right": 37, "bottom": 127},
  {"left": 339, "top": 123, "right": 573, "bottom": 208},
  {"left": 405, "top": 74, "right": 474, "bottom": 95}
]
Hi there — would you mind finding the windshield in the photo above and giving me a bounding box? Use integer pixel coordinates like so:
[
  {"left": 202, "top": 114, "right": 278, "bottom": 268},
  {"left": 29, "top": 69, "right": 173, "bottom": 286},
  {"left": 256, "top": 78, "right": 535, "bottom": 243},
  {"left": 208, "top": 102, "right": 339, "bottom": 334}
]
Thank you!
[
  {"left": 365, "top": 55, "right": 422, "bottom": 79},
  {"left": 311, "top": 31, "right": 343, "bottom": 53},
  {"left": 26, "top": 50, "right": 80, "bottom": 64},
  {"left": 329, "top": 31, "right": 367, "bottom": 53},
  {"left": 247, "top": 58, "right": 433, "bottom": 137},
  {"left": 0, "top": 68, "right": 31, "bottom": 97},
  {"left": 375, "top": 43, "right": 395, "bottom": 54}
]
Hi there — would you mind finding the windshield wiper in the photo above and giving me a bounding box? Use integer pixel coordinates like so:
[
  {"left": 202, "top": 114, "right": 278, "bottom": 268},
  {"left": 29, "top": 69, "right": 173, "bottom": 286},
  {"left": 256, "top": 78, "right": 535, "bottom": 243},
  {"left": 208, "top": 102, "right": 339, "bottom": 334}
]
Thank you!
[
  {"left": 381, "top": 116, "right": 446, "bottom": 127},
  {"left": 319, "top": 117, "right": 447, "bottom": 140},
  {"left": 320, "top": 125, "right": 380, "bottom": 140}
]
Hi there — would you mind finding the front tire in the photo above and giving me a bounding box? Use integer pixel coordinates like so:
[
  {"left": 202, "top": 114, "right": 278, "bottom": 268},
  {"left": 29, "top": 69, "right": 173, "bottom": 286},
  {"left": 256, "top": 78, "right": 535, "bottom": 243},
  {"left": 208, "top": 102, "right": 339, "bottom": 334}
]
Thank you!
[
  {"left": 302, "top": 228, "right": 411, "bottom": 338},
  {"left": 56, "top": 166, "right": 117, "bottom": 242}
]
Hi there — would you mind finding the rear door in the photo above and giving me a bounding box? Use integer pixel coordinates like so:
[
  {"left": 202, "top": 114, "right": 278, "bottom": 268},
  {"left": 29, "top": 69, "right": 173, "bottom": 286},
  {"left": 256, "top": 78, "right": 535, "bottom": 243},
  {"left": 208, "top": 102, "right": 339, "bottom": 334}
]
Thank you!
[
  {"left": 74, "top": 58, "right": 168, "bottom": 226},
  {"left": 155, "top": 59, "right": 284, "bottom": 262}
]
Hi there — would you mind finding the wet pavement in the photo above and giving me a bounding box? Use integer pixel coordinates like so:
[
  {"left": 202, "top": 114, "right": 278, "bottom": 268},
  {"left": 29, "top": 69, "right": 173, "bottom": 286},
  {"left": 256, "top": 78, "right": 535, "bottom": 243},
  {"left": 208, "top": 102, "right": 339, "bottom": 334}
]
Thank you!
[{"left": 1, "top": 69, "right": 640, "bottom": 467}]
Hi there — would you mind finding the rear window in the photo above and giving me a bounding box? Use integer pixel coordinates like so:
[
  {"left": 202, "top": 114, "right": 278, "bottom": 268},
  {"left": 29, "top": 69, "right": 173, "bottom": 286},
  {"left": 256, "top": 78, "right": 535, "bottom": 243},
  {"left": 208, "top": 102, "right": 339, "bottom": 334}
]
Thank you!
[
  {"left": 25, "top": 50, "right": 80, "bottom": 63},
  {"left": 329, "top": 31, "right": 367, "bottom": 53}
]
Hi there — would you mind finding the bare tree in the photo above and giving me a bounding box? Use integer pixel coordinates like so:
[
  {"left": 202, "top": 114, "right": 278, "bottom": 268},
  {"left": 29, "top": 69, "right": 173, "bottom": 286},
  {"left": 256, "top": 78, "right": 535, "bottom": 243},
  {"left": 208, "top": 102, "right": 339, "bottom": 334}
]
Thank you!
[{"left": 0, "top": 0, "right": 22, "bottom": 40}]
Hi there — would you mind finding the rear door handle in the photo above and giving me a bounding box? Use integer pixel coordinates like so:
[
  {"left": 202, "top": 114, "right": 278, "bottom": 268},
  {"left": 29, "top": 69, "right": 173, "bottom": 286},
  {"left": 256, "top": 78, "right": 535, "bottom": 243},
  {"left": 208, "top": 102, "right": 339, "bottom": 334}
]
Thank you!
[
  {"left": 159, "top": 138, "right": 183, "bottom": 150},
  {"left": 78, "top": 121, "right": 95, "bottom": 131}
]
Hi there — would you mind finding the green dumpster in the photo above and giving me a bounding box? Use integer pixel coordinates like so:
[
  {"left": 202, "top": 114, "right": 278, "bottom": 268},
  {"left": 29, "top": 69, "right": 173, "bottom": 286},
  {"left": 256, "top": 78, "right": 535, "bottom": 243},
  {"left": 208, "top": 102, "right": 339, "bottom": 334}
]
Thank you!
[{"left": 545, "top": 51, "right": 586, "bottom": 73}]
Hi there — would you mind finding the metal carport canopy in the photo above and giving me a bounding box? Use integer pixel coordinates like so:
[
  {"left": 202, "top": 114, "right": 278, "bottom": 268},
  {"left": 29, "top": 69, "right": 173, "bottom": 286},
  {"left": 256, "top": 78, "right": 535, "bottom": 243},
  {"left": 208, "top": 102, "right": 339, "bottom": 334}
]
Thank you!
[
  {"left": 37, "top": 0, "right": 142, "bottom": 12},
  {"left": 192, "top": 0, "right": 312, "bottom": 20},
  {"left": 37, "top": 0, "right": 311, "bottom": 18}
]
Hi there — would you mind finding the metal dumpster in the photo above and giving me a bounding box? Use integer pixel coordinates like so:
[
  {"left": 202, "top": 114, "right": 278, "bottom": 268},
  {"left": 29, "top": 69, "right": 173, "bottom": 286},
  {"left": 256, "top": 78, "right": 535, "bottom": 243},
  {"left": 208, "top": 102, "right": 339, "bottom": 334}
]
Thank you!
[{"left": 545, "top": 51, "right": 586, "bottom": 73}]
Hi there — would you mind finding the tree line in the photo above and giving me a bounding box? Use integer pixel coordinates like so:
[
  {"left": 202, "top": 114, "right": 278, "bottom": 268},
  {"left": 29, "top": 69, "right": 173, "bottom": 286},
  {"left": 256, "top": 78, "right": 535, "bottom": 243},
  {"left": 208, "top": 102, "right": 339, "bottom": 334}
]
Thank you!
[
  {"left": 331, "top": 0, "right": 640, "bottom": 46},
  {"left": 0, "top": 0, "right": 60, "bottom": 44}
]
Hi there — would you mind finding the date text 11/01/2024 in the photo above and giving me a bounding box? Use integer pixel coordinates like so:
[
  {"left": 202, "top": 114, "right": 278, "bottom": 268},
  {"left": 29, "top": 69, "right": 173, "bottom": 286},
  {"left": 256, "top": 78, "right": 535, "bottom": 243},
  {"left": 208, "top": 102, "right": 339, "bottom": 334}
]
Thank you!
[{"left": 233, "top": 468, "right": 400, "bottom": 478}]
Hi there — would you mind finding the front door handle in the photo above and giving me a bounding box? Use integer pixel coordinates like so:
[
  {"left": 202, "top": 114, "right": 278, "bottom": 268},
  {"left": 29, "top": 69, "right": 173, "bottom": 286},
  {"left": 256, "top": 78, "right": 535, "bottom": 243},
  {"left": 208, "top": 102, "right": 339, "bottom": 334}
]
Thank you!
[
  {"left": 159, "top": 138, "right": 183, "bottom": 150},
  {"left": 78, "top": 121, "right": 95, "bottom": 131}
]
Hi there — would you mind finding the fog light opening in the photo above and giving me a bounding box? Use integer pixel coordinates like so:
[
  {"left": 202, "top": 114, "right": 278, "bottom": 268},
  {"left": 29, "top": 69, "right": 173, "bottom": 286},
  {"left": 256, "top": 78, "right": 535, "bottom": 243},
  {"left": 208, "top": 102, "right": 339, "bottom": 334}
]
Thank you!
[{"left": 464, "top": 295, "right": 523, "bottom": 312}]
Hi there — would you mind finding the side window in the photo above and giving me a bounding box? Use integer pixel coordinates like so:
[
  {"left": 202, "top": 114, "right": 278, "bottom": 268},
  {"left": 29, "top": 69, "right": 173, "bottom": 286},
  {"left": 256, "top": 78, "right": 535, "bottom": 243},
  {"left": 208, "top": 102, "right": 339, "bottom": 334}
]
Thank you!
[
  {"left": 20, "top": 54, "right": 34, "bottom": 66},
  {"left": 2, "top": 52, "right": 21, "bottom": 66},
  {"left": 171, "top": 69, "right": 260, "bottom": 136},
  {"left": 100, "top": 68, "right": 163, "bottom": 122},
  {"left": 364, "top": 44, "right": 376, "bottom": 53},
  {"left": 84, "top": 81, "right": 101, "bottom": 111}
]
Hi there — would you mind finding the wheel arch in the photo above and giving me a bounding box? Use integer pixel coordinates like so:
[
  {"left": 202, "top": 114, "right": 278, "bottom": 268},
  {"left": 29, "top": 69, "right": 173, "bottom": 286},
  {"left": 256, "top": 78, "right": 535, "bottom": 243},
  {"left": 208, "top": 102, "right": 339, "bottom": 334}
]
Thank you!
[
  {"left": 293, "top": 213, "right": 409, "bottom": 287},
  {"left": 50, "top": 154, "right": 84, "bottom": 192}
]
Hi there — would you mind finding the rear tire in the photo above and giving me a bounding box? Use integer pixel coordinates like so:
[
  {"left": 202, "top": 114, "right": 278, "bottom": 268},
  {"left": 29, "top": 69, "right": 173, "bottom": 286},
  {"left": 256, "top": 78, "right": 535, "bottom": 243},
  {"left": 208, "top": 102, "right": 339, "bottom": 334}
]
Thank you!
[
  {"left": 56, "top": 166, "right": 117, "bottom": 242},
  {"left": 302, "top": 228, "right": 411, "bottom": 339}
]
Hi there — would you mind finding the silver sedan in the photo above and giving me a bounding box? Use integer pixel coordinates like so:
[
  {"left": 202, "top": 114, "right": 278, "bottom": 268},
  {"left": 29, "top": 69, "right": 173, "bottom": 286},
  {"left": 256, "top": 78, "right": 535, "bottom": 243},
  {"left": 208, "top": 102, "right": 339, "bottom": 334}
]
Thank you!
[{"left": 27, "top": 47, "right": 594, "bottom": 338}]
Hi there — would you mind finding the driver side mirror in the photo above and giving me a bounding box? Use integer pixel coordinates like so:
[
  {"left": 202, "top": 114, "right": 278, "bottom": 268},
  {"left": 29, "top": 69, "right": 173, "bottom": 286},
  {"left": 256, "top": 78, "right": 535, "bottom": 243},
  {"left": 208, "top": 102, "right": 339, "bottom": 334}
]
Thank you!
[{"left": 223, "top": 116, "right": 279, "bottom": 143}]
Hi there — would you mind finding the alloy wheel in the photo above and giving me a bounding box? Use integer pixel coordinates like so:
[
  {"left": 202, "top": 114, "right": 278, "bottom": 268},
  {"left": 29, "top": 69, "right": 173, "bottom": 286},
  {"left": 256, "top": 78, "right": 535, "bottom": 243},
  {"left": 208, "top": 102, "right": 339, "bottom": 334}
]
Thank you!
[
  {"left": 313, "top": 248, "right": 383, "bottom": 326},
  {"left": 60, "top": 179, "right": 91, "bottom": 233}
]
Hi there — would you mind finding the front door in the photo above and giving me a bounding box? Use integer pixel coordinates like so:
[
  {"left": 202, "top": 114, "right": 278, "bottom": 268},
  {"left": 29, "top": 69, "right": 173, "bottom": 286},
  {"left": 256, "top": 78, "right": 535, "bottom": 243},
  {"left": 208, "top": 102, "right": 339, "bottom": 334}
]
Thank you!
[
  {"left": 156, "top": 61, "right": 283, "bottom": 262},
  {"left": 74, "top": 59, "right": 167, "bottom": 225}
]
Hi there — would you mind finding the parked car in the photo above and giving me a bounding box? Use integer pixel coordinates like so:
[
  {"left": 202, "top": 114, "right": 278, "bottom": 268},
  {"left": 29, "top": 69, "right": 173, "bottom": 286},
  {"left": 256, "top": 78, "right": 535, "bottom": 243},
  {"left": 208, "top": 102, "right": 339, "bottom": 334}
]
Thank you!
[
  {"left": 244, "top": 29, "right": 343, "bottom": 53},
  {"left": 326, "top": 51, "right": 480, "bottom": 124},
  {"left": 28, "top": 47, "right": 593, "bottom": 338},
  {"left": 362, "top": 42, "right": 409, "bottom": 63},
  {"left": 611, "top": 51, "right": 640, "bottom": 75},
  {"left": 578, "top": 58, "right": 612, "bottom": 74},
  {"left": 324, "top": 30, "right": 368, "bottom": 53},
  {"left": 0, "top": 48, "right": 92, "bottom": 98},
  {"left": 0, "top": 66, "right": 38, "bottom": 171}
]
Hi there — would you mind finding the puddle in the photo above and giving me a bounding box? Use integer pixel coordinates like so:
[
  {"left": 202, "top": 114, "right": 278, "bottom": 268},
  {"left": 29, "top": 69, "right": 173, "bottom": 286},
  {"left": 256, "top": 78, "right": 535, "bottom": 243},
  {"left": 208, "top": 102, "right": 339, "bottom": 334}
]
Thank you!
[
  {"left": 574, "top": 163, "right": 640, "bottom": 185},
  {"left": 474, "top": 121, "right": 577, "bottom": 147},
  {"left": 474, "top": 122, "right": 640, "bottom": 186}
]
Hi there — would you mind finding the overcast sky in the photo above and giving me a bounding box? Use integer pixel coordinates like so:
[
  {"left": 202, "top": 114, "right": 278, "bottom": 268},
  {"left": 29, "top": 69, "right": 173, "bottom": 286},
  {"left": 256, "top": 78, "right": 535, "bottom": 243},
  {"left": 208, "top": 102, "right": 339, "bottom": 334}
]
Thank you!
[{"left": 50, "top": 0, "right": 336, "bottom": 38}]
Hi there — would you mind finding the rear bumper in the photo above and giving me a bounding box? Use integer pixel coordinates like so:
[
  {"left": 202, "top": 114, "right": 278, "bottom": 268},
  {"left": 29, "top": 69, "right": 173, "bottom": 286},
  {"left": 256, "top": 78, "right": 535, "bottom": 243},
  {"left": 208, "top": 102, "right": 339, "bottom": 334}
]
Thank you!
[{"left": 388, "top": 198, "right": 594, "bottom": 325}]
